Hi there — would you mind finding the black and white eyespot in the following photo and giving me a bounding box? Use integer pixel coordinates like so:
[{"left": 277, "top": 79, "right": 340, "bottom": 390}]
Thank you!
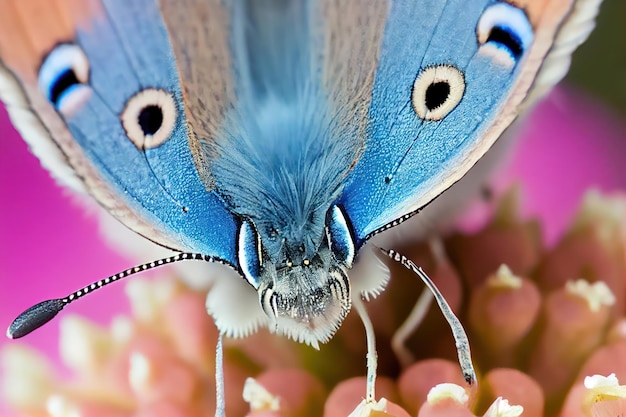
[
  {"left": 38, "top": 43, "right": 91, "bottom": 117},
  {"left": 412, "top": 65, "right": 465, "bottom": 121},
  {"left": 121, "top": 88, "right": 177, "bottom": 149},
  {"left": 477, "top": 2, "right": 534, "bottom": 69}
]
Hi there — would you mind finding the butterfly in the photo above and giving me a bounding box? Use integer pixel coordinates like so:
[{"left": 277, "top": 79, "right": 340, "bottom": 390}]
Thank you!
[{"left": 0, "top": 0, "right": 602, "bottom": 412}]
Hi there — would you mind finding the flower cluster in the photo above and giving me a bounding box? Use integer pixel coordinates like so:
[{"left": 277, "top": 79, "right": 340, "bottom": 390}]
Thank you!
[{"left": 2, "top": 189, "right": 626, "bottom": 417}]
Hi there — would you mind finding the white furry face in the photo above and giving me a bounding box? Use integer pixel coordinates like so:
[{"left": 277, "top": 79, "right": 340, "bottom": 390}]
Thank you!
[
  {"left": 257, "top": 250, "right": 352, "bottom": 348},
  {"left": 237, "top": 212, "right": 355, "bottom": 347}
]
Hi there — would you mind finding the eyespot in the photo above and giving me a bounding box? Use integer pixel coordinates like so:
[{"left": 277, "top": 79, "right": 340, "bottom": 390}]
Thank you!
[
  {"left": 477, "top": 2, "right": 533, "bottom": 68},
  {"left": 38, "top": 44, "right": 91, "bottom": 117},
  {"left": 121, "top": 88, "right": 177, "bottom": 149},
  {"left": 412, "top": 65, "right": 465, "bottom": 121}
]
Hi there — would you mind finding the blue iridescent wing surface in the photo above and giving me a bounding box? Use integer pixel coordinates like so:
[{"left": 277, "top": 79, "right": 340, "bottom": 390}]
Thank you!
[
  {"left": 0, "top": 0, "right": 238, "bottom": 265},
  {"left": 338, "top": 0, "right": 598, "bottom": 246}
]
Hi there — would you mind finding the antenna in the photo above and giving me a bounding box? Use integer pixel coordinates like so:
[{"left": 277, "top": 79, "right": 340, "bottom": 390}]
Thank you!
[
  {"left": 7, "top": 252, "right": 213, "bottom": 339},
  {"left": 378, "top": 247, "right": 477, "bottom": 388}
]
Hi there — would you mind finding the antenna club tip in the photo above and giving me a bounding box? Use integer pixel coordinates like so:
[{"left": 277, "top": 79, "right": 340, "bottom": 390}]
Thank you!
[
  {"left": 4, "top": 254, "right": 203, "bottom": 340},
  {"left": 7, "top": 299, "right": 66, "bottom": 339},
  {"left": 465, "top": 371, "right": 477, "bottom": 387}
]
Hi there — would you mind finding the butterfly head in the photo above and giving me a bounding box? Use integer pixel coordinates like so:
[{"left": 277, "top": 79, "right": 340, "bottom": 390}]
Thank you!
[
  {"left": 257, "top": 249, "right": 351, "bottom": 347},
  {"left": 238, "top": 205, "right": 355, "bottom": 347}
]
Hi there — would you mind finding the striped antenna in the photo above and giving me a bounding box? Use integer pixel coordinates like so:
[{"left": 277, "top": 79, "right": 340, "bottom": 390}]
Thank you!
[
  {"left": 7, "top": 252, "right": 215, "bottom": 339},
  {"left": 378, "top": 246, "right": 477, "bottom": 389}
]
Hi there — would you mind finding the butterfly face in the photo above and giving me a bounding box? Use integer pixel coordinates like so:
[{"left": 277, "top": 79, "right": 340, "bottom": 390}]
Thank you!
[
  {"left": 236, "top": 205, "right": 355, "bottom": 344},
  {"left": 0, "top": 0, "right": 602, "bottom": 346}
]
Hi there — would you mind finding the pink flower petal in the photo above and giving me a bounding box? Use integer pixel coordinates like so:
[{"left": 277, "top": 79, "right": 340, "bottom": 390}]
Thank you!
[
  {"left": 397, "top": 359, "right": 467, "bottom": 415},
  {"left": 483, "top": 369, "right": 544, "bottom": 417},
  {"left": 253, "top": 369, "right": 326, "bottom": 417},
  {"left": 324, "top": 376, "right": 399, "bottom": 417}
]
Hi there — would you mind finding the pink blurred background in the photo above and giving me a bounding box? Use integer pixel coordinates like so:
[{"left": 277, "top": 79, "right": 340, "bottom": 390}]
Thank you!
[{"left": 0, "top": 105, "right": 131, "bottom": 360}]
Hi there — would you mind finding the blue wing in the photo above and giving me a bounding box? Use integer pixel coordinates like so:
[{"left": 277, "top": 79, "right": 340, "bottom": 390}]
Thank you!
[
  {"left": 0, "top": 0, "right": 598, "bottom": 263},
  {"left": 338, "top": 0, "right": 589, "bottom": 246},
  {"left": 0, "top": 0, "right": 238, "bottom": 265}
]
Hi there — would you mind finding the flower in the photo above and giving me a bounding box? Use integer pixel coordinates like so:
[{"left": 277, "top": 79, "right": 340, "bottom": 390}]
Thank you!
[{"left": 2, "top": 186, "right": 626, "bottom": 417}]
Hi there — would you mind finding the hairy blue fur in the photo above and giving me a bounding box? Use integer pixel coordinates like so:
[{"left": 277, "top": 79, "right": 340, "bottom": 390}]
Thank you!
[{"left": 208, "top": 0, "right": 363, "bottom": 264}]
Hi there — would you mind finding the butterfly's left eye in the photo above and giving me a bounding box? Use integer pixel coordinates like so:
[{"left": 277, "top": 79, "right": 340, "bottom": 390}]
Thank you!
[
  {"left": 38, "top": 44, "right": 91, "bottom": 117},
  {"left": 476, "top": 3, "right": 534, "bottom": 68},
  {"left": 121, "top": 88, "right": 177, "bottom": 149}
]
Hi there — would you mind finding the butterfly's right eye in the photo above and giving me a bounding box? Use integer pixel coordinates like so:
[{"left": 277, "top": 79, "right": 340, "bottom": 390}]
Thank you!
[{"left": 38, "top": 44, "right": 91, "bottom": 117}]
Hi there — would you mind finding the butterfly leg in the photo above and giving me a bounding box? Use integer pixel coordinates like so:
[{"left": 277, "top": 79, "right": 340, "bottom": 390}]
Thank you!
[
  {"left": 391, "top": 285, "right": 434, "bottom": 367},
  {"left": 353, "top": 295, "right": 377, "bottom": 403},
  {"left": 390, "top": 238, "right": 447, "bottom": 367},
  {"left": 215, "top": 332, "right": 226, "bottom": 417}
]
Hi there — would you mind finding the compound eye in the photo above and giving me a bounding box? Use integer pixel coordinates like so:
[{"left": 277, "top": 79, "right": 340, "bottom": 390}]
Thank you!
[
  {"left": 38, "top": 43, "right": 91, "bottom": 117},
  {"left": 121, "top": 88, "right": 177, "bottom": 149},
  {"left": 238, "top": 220, "right": 263, "bottom": 288},
  {"left": 412, "top": 65, "right": 465, "bottom": 121}
]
